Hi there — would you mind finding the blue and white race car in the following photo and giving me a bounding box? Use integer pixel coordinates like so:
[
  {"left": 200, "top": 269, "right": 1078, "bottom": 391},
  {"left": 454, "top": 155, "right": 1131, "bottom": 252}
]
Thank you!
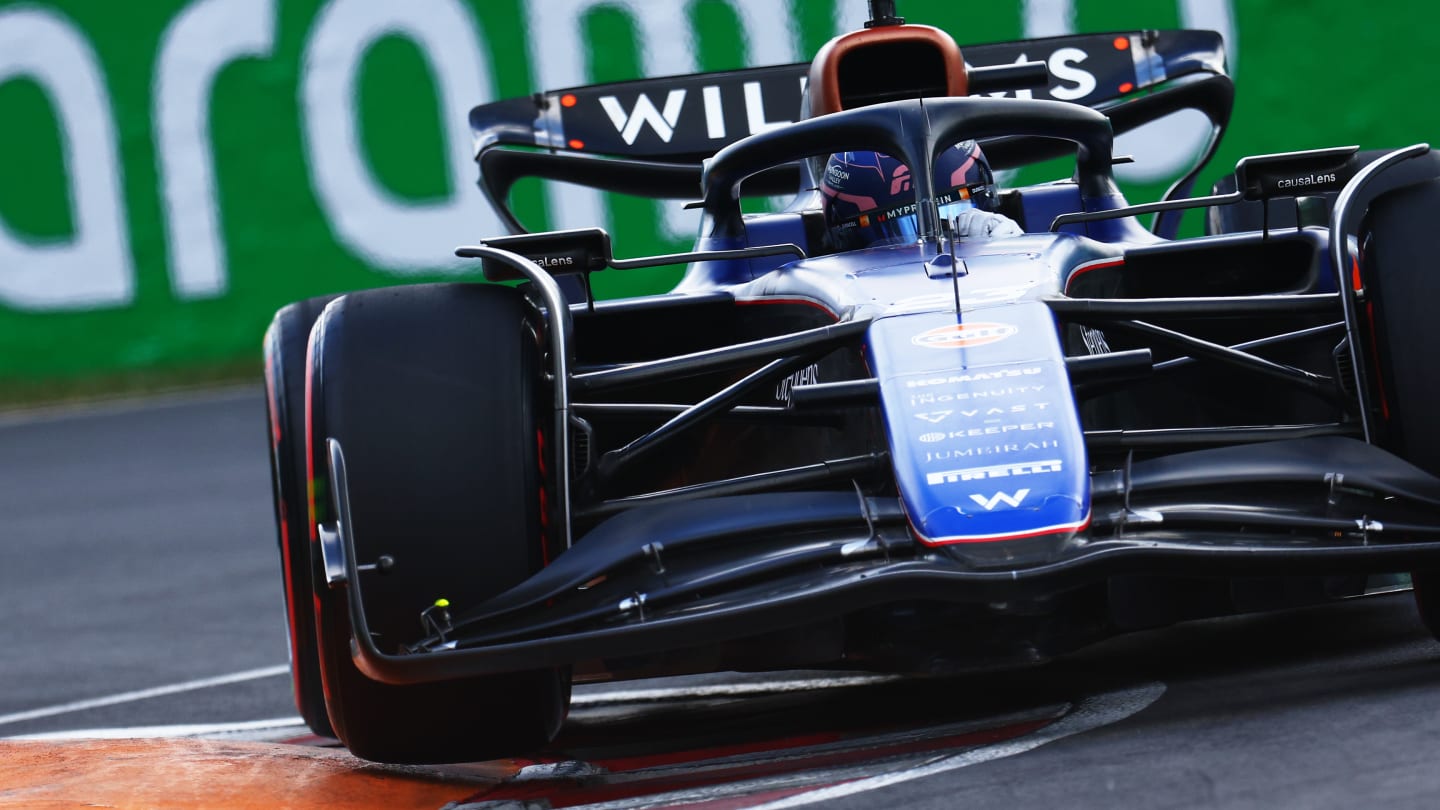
[{"left": 263, "top": 1, "right": 1440, "bottom": 763}]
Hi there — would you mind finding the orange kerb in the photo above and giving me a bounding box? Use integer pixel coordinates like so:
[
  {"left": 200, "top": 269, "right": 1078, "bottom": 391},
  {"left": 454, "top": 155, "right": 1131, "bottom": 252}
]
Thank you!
[{"left": 0, "top": 739, "right": 510, "bottom": 809}]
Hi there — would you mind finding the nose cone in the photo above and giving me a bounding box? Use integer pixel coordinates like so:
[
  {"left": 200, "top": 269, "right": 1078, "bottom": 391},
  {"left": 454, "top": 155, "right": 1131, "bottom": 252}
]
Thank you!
[{"left": 866, "top": 303, "right": 1091, "bottom": 563}]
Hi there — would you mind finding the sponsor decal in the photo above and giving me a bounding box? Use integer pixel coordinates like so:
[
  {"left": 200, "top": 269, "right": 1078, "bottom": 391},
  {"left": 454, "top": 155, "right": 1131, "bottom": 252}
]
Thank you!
[
  {"left": 1275, "top": 172, "right": 1337, "bottom": 190},
  {"left": 534, "top": 254, "right": 575, "bottom": 268},
  {"left": 912, "top": 322, "right": 1018, "bottom": 350},
  {"left": 906, "top": 369, "right": 1041, "bottom": 388},
  {"left": 926, "top": 459, "right": 1063, "bottom": 486},
  {"left": 917, "top": 421, "right": 1056, "bottom": 441},
  {"left": 599, "top": 90, "right": 688, "bottom": 145},
  {"left": 914, "top": 411, "right": 952, "bottom": 424},
  {"left": 589, "top": 74, "right": 803, "bottom": 148},
  {"left": 890, "top": 164, "right": 912, "bottom": 195},
  {"left": 774, "top": 363, "right": 820, "bottom": 403},
  {"left": 970, "top": 489, "right": 1030, "bottom": 511},
  {"left": 955, "top": 403, "right": 1052, "bottom": 419},
  {"left": 919, "top": 432, "right": 946, "bottom": 443},
  {"left": 1079, "top": 326, "right": 1111, "bottom": 355},
  {"left": 924, "top": 440, "right": 1061, "bottom": 463},
  {"left": 908, "top": 384, "right": 1046, "bottom": 407}
]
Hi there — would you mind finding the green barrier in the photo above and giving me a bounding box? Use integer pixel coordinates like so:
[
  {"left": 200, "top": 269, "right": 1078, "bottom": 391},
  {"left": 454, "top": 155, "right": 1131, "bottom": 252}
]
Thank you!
[{"left": 0, "top": 0, "right": 1436, "bottom": 382}]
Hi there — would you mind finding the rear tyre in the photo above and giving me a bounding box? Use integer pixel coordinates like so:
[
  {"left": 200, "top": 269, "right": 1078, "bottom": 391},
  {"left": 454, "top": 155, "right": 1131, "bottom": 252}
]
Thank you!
[
  {"left": 1361, "top": 178, "right": 1440, "bottom": 638},
  {"left": 307, "top": 283, "right": 569, "bottom": 764},
  {"left": 263, "top": 294, "right": 340, "bottom": 739}
]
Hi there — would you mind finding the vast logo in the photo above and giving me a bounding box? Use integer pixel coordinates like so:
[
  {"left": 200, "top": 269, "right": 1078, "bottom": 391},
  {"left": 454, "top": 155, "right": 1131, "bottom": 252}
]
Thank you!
[{"left": 911, "top": 322, "right": 1018, "bottom": 349}]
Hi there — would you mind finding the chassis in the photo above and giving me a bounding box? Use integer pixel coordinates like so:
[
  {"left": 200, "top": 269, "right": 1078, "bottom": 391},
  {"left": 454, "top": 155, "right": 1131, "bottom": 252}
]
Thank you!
[{"left": 265, "top": 9, "right": 1440, "bottom": 763}]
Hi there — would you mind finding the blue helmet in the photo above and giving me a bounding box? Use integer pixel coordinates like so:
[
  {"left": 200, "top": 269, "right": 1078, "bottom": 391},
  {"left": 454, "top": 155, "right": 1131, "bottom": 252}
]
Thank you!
[{"left": 820, "top": 140, "right": 999, "bottom": 249}]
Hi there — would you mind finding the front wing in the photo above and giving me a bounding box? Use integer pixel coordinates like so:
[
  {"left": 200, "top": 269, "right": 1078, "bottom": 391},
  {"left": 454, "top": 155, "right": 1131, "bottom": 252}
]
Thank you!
[{"left": 328, "top": 434, "right": 1440, "bottom": 685}]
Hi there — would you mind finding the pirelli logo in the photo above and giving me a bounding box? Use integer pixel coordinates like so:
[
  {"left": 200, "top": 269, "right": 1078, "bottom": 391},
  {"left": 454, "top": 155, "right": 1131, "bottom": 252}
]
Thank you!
[{"left": 926, "top": 459, "right": 1063, "bottom": 486}]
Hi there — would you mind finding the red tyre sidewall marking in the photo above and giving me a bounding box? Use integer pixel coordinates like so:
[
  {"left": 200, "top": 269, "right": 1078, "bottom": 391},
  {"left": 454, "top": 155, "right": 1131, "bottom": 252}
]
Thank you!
[{"left": 264, "top": 343, "right": 306, "bottom": 712}]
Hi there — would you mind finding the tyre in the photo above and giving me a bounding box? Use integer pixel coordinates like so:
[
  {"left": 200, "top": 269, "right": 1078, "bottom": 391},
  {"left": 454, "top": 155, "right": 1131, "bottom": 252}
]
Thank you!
[
  {"left": 306, "top": 282, "right": 570, "bottom": 764},
  {"left": 263, "top": 294, "right": 340, "bottom": 739},
  {"left": 1361, "top": 178, "right": 1440, "bottom": 637},
  {"left": 1364, "top": 178, "right": 1440, "bottom": 474}
]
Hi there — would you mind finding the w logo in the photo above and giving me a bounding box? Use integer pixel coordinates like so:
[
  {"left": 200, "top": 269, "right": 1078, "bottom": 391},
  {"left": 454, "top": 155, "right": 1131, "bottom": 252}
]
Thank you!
[
  {"left": 890, "top": 164, "right": 911, "bottom": 195},
  {"left": 969, "top": 489, "right": 1030, "bottom": 511},
  {"left": 599, "top": 90, "right": 687, "bottom": 145}
]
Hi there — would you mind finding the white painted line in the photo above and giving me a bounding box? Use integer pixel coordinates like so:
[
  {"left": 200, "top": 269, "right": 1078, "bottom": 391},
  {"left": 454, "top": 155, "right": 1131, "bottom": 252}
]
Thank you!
[
  {"left": 571, "top": 674, "right": 903, "bottom": 706},
  {"left": 548, "top": 682, "right": 1165, "bottom": 810},
  {"left": 0, "top": 384, "right": 260, "bottom": 429},
  {"left": 10, "top": 717, "right": 307, "bottom": 742},
  {"left": 0, "top": 665, "right": 290, "bottom": 728},
  {"left": 747, "top": 682, "right": 1167, "bottom": 809}
]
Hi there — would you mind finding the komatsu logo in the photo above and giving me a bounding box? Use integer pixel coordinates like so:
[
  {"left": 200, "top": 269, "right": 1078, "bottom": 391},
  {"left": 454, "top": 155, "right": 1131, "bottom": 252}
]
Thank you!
[{"left": 906, "top": 368, "right": 1043, "bottom": 388}]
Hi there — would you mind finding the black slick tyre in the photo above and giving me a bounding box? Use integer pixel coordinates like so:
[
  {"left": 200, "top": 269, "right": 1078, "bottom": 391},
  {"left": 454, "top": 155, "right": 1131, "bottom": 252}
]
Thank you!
[
  {"left": 263, "top": 294, "right": 340, "bottom": 739},
  {"left": 307, "top": 283, "right": 569, "bottom": 764},
  {"left": 1361, "top": 178, "right": 1440, "bottom": 637}
]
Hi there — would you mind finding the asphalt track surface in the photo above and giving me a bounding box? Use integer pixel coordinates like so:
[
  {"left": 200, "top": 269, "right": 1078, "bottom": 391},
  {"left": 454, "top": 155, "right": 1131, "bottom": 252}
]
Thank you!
[{"left": 4, "top": 388, "right": 1440, "bottom": 807}]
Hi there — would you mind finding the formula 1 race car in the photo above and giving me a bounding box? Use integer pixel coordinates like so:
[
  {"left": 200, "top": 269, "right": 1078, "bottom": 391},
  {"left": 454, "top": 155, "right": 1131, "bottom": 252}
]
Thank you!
[{"left": 264, "top": 1, "right": 1440, "bottom": 764}]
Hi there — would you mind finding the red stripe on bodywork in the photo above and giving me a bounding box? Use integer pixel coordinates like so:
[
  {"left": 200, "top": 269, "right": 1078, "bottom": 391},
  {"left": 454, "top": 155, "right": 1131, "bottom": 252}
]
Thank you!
[
  {"left": 914, "top": 513, "right": 1093, "bottom": 545},
  {"left": 1063, "top": 257, "right": 1125, "bottom": 294},
  {"left": 1356, "top": 256, "right": 1392, "bottom": 422},
  {"left": 734, "top": 296, "right": 841, "bottom": 321}
]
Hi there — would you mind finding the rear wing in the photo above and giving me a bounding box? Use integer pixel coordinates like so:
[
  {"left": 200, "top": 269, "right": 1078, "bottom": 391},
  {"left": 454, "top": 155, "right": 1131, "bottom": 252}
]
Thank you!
[{"left": 470, "top": 29, "right": 1229, "bottom": 234}]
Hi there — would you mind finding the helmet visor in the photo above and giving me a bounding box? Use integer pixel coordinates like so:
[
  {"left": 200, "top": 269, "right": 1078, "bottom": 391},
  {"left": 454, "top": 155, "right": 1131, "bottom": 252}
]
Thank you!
[{"left": 830, "top": 184, "right": 986, "bottom": 248}]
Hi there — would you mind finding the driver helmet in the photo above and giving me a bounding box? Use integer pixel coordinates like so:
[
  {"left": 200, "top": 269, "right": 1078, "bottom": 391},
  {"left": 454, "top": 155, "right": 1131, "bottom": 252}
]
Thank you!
[{"left": 820, "top": 140, "right": 999, "bottom": 249}]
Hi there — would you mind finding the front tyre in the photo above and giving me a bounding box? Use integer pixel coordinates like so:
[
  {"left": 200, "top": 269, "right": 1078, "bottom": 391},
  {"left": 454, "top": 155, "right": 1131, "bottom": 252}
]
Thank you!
[
  {"left": 1361, "top": 178, "right": 1440, "bottom": 639},
  {"left": 307, "top": 283, "right": 569, "bottom": 764}
]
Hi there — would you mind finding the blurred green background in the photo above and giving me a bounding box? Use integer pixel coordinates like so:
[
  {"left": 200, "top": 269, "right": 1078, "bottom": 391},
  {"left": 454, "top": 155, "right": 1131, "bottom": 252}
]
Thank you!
[{"left": 0, "top": 0, "right": 1435, "bottom": 396}]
